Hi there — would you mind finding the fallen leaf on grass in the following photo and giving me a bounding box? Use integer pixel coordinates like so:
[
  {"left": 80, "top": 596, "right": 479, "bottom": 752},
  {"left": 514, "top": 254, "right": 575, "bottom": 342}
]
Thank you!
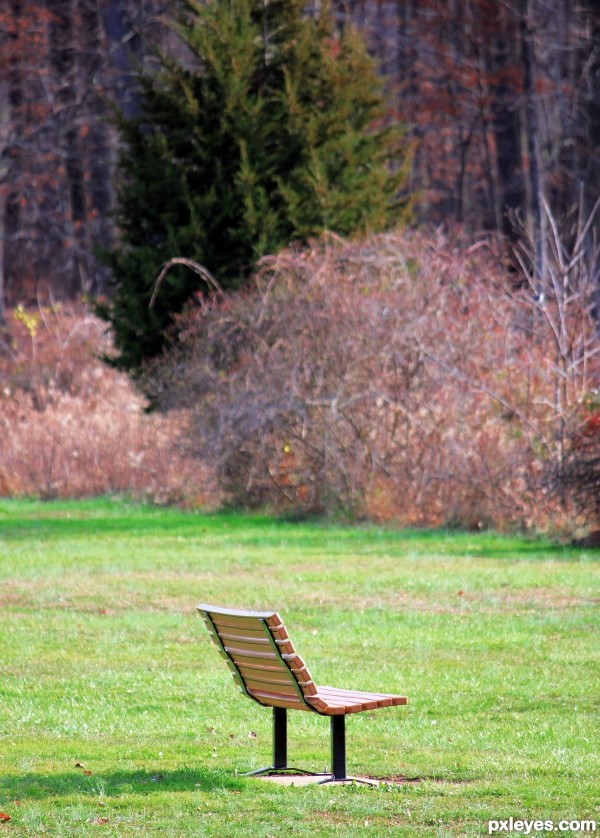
[
  {"left": 0, "top": 813, "right": 11, "bottom": 823},
  {"left": 92, "top": 817, "right": 109, "bottom": 825}
]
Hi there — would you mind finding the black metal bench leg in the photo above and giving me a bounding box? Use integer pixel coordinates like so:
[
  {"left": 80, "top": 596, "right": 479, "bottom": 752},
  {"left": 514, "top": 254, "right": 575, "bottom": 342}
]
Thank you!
[
  {"left": 242, "top": 708, "right": 320, "bottom": 777},
  {"left": 331, "top": 715, "right": 347, "bottom": 780},
  {"left": 273, "top": 706, "right": 287, "bottom": 770},
  {"left": 318, "top": 714, "right": 378, "bottom": 785}
]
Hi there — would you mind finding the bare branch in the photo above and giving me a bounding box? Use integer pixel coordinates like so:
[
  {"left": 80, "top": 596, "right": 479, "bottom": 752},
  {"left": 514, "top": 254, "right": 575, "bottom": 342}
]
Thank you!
[{"left": 149, "top": 257, "right": 224, "bottom": 308}]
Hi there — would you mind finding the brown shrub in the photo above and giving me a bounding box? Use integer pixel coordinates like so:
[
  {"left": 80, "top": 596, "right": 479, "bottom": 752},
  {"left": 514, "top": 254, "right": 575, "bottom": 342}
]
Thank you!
[
  {"left": 146, "top": 225, "right": 600, "bottom": 530},
  {"left": 135, "top": 232, "right": 553, "bottom": 526},
  {"left": 0, "top": 303, "right": 213, "bottom": 504}
]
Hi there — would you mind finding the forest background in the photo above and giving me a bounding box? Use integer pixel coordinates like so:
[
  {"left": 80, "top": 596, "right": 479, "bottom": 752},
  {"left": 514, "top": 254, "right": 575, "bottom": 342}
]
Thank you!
[{"left": 1, "top": 0, "right": 600, "bottom": 535}]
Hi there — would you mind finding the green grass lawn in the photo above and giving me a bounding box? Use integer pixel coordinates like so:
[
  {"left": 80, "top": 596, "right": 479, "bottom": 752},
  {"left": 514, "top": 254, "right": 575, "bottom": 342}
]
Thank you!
[{"left": 0, "top": 499, "right": 598, "bottom": 837}]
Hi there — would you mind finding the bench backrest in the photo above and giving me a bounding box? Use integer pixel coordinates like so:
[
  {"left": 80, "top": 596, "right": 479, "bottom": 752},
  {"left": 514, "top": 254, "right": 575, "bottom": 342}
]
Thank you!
[{"left": 198, "top": 604, "right": 318, "bottom": 712}]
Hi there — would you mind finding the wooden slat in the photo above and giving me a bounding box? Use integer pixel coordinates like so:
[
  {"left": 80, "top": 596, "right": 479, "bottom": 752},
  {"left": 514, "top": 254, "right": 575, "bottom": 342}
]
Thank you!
[
  {"left": 228, "top": 649, "right": 280, "bottom": 666},
  {"left": 243, "top": 677, "right": 300, "bottom": 696},
  {"left": 281, "top": 653, "right": 310, "bottom": 670},
  {"left": 316, "top": 685, "right": 402, "bottom": 697},
  {"left": 209, "top": 615, "right": 268, "bottom": 631},
  {"left": 250, "top": 695, "right": 313, "bottom": 711},
  {"left": 278, "top": 645, "right": 297, "bottom": 658},
  {"left": 223, "top": 640, "right": 279, "bottom": 660},
  {"left": 248, "top": 688, "right": 301, "bottom": 703},
  {"left": 216, "top": 628, "right": 294, "bottom": 650},
  {"left": 240, "top": 663, "right": 316, "bottom": 692},
  {"left": 264, "top": 614, "right": 285, "bottom": 630},
  {"left": 304, "top": 697, "right": 346, "bottom": 715},
  {"left": 376, "top": 695, "right": 407, "bottom": 706},
  {"left": 222, "top": 639, "right": 274, "bottom": 655},
  {"left": 237, "top": 666, "right": 318, "bottom": 697},
  {"left": 316, "top": 686, "right": 407, "bottom": 706},
  {"left": 290, "top": 666, "right": 313, "bottom": 683},
  {"left": 248, "top": 688, "right": 307, "bottom": 706},
  {"left": 295, "top": 680, "right": 318, "bottom": 696},
  {"left": 307, "top": 692, "right": 367, "bottom": 710},
  {"left": 198, "top": 604, "right": 278, "bottom": 621},
  {"left": 318, "top": 686, "right": 407, "bottom": 700},
  {"left": 235, "top": 660, "right": 288, "bottom": 674},
  {"left": 321, "top": 696, "right": 379, "bottom": 711},
  {"left": 306, "top": 696, "right": 371, "bottom": 714},
  {"left": 268, "top": 625, "right": 290, "bottom": 641},
  {"left": 237, "top": 665, "right": 295, "bottom": 685},
  {"left": 221, "top": 636, "right": 296, "bottom": 655},
  {"left": 217, "top": 626, "right": 269, "bottom": 641}
]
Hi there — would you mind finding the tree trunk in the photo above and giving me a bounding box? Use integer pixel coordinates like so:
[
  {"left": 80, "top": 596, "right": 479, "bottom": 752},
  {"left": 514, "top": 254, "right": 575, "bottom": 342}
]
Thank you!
[
  {"left": 0, "top": 190, "right": 6, "bottom": 325},
  {"left": 580, "top": 2, "right": 600, "bottom": 325},
  {"left": 520, "top": 0, "right": 544, "bottom": 288},
  {"left": 0, "top": 77, "right": 8, "bottom": 325},
  {"left": 489, "top": 13, "right": 525, "bottom": 241}
]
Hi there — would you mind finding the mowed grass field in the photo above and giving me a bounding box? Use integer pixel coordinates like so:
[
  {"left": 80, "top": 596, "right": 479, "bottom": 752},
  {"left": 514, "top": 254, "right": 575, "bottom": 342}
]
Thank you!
[{"left": 0, "top": 499, "right": 598, "bottom": 837}]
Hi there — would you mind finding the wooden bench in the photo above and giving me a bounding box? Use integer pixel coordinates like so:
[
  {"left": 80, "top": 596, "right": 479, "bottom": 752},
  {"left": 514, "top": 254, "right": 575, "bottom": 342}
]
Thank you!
[{"left": 198, "top": 603, "right": 408, "bottom": 783}]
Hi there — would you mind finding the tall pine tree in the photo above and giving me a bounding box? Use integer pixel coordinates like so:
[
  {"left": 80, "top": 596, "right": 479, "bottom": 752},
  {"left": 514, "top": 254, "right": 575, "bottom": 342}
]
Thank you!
[{"left": 98, "top": 0, "right": 411, "bottom": 376}]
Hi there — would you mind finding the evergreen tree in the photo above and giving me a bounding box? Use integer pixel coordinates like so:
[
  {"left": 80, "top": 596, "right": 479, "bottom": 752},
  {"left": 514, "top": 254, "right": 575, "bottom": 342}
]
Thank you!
[{"left": 97, "top": 0, "right": 411, "bottom": 376}]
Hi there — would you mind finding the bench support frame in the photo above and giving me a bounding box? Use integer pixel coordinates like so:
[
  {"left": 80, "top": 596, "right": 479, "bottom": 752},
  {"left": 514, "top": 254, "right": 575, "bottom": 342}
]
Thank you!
[
  {"left": 318, "top": 714, "right": 377, "bottom": 784},
  {"left": 242, "top": 707, "right": 322, "bottom": 778},
  {"left": 244, "top": 707, "right": 377, "bottom": 784}
]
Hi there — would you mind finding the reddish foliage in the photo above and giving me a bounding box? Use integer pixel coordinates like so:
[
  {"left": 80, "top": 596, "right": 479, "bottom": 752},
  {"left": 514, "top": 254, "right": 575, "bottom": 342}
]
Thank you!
[
  {"left": 148, "top": 229, "right": 600, "bottom": 530},
  {"left": 0, "top": 303, "right": 213, "bottom": 505}
]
